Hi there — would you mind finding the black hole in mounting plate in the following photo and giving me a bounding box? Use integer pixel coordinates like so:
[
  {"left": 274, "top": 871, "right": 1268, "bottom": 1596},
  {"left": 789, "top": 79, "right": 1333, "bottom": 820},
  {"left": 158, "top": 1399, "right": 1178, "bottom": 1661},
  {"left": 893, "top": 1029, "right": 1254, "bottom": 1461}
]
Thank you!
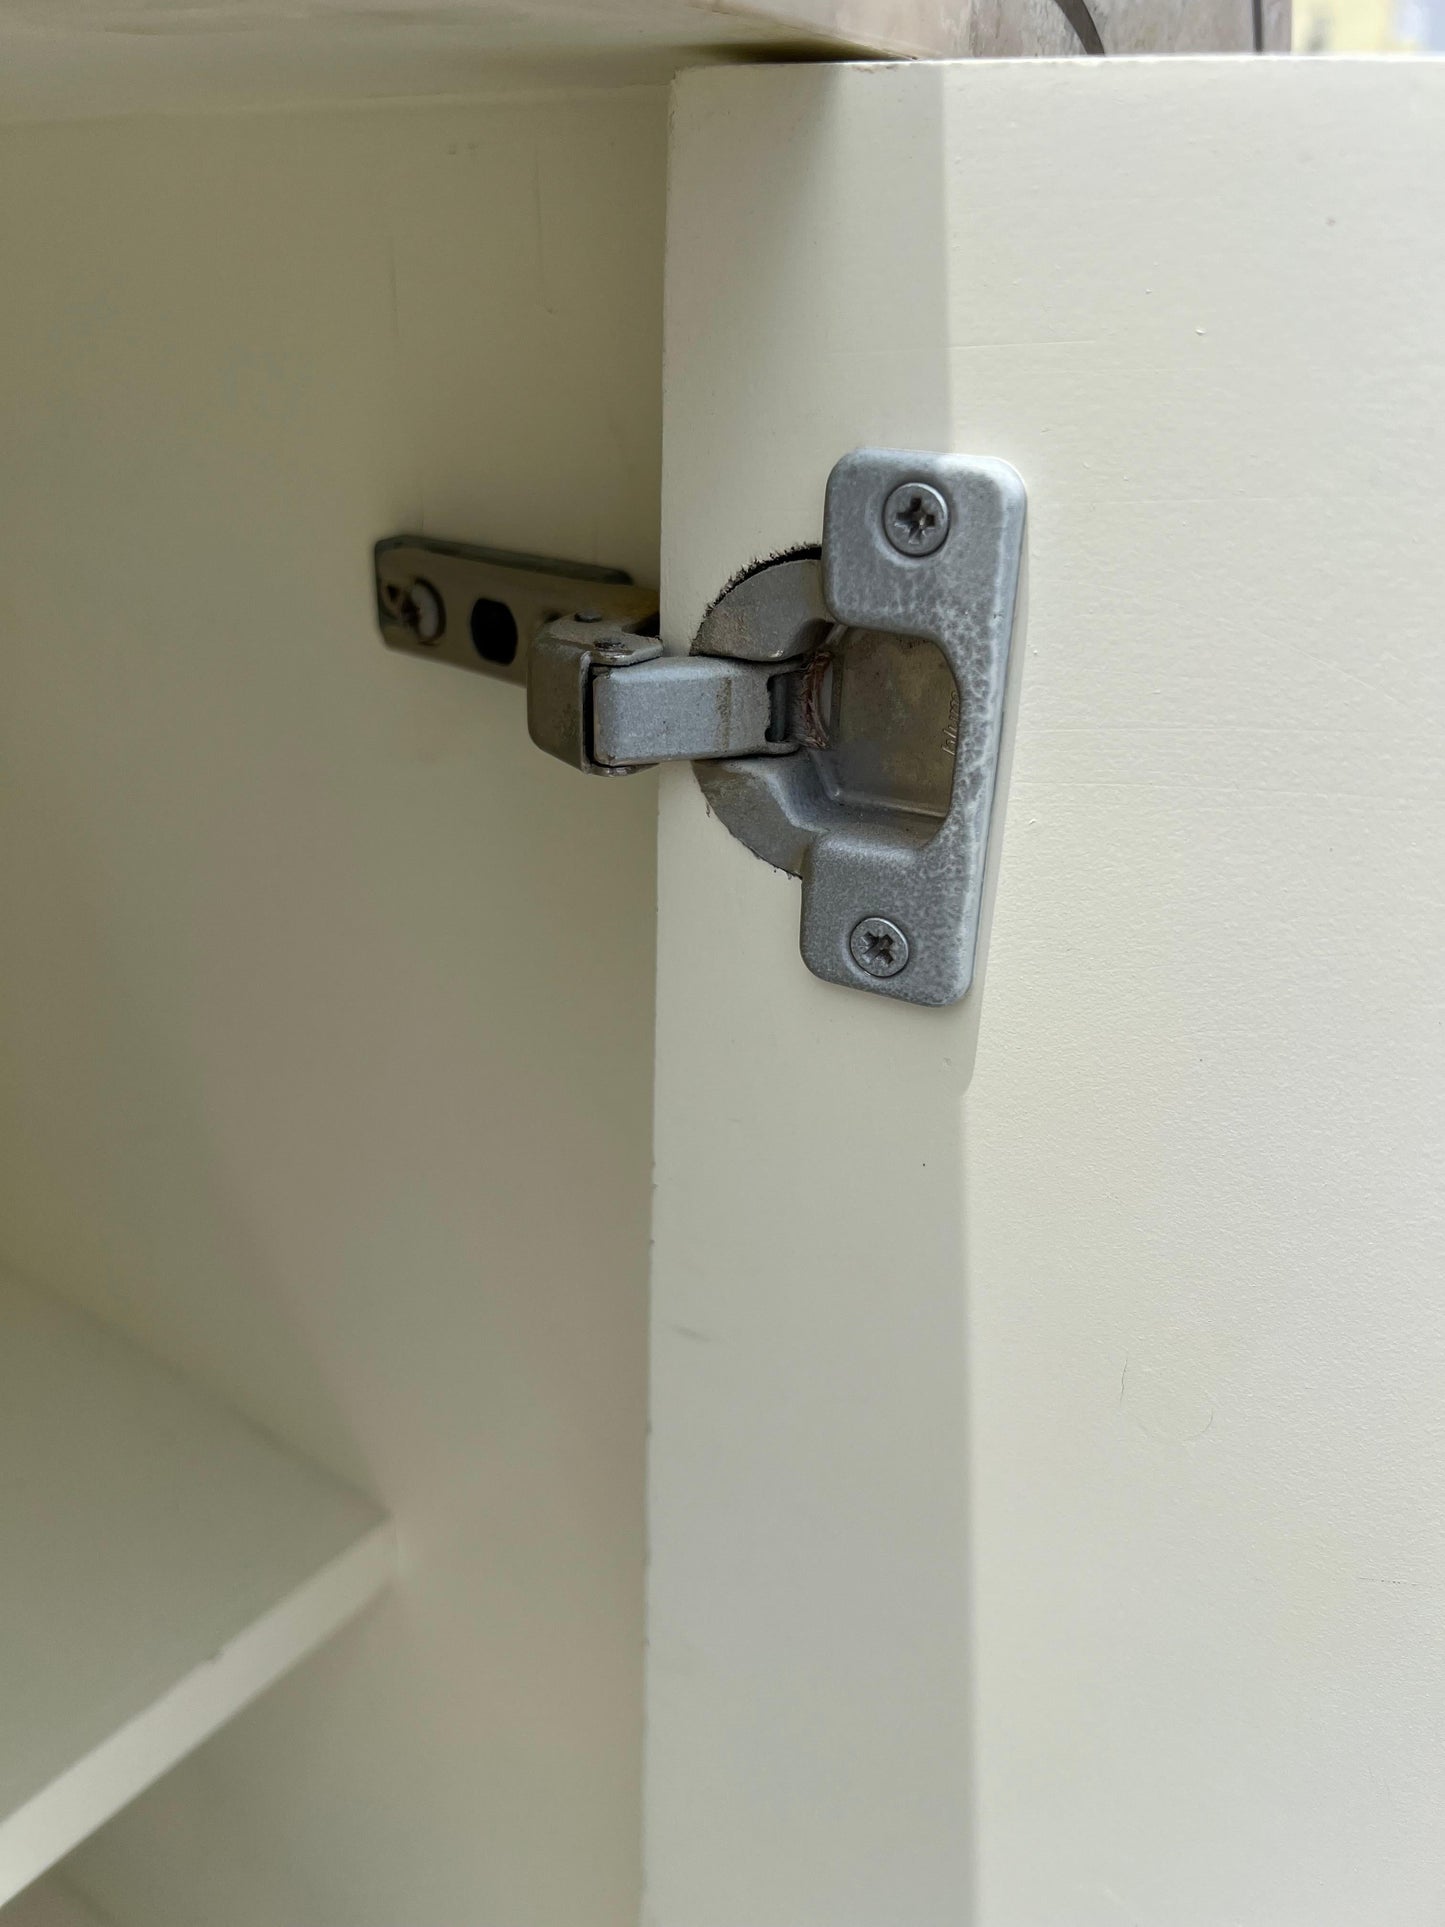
[{"left": 470, "top": 597, "right": 518, "bottom": 666}]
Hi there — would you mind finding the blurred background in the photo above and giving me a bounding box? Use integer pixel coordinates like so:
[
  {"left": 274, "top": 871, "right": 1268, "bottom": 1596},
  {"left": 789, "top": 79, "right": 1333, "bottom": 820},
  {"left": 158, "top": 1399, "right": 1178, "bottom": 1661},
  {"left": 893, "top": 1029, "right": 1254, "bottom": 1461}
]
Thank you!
[{"left": 1295, "top": 0, "right": 1445, "bottom": 46}]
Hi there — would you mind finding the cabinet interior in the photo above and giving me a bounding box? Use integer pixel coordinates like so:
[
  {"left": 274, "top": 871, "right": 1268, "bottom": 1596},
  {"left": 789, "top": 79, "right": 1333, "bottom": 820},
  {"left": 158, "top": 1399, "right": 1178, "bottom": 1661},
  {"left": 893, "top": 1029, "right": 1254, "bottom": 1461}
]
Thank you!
[{"left": 0, "top": 80, "right": 663, "bottom": 1927}]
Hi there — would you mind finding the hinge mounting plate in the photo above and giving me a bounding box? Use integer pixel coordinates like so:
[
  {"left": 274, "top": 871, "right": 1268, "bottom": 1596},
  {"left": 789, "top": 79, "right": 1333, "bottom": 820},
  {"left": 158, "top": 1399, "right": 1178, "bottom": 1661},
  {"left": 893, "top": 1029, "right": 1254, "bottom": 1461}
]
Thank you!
[
  {"left": 374, "top": 535, "right": 657, "bottom": 686},
  {"left": 689, "top": 450, "right": 1026, "bottom": 1008}
]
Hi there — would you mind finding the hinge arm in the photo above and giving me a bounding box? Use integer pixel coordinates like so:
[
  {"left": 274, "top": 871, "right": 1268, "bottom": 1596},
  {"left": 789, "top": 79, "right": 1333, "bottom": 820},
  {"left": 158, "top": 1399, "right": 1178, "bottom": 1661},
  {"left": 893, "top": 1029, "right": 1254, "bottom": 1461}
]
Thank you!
[{"left": 527, "top": 618, "right": 801, "bottom": 775}]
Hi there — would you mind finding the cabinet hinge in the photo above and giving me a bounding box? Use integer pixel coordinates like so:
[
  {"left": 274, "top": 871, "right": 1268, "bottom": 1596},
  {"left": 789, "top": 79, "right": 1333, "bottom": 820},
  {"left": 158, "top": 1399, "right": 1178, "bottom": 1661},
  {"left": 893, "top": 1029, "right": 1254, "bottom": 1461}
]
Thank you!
[{"left": 375, "top": 449, "right": 1025, "bottom": 1007}]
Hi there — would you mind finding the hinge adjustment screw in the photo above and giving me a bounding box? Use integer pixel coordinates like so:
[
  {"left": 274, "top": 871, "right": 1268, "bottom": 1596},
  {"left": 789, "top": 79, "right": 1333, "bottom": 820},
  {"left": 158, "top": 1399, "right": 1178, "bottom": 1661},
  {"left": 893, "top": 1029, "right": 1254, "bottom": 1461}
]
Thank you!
[
  {"left": 882, "top": 481, "right": 950, "bottom": 557},
  {"left": 380, "top": 574, "right": 444, "bottom": 643}
]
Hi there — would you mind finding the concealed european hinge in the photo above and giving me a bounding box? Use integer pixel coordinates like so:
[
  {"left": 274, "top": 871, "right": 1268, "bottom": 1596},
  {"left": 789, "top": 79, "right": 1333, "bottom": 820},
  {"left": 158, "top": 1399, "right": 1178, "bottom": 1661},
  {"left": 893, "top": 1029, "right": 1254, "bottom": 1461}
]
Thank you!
[{"left": 374, "top": 449, "right": 1026, "bottom": 1006}]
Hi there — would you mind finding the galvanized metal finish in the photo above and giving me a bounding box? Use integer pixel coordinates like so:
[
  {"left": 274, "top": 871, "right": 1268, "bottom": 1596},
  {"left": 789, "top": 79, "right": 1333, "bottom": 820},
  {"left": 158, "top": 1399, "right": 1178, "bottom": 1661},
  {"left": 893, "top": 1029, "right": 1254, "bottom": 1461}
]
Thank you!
[
  {"left": 592, "top": 655, "right": 798, "bottom": 769},
  {"left": 374, "top": 536, "right": 657, "bottom": 688},
  {"left": 693, "top": 449, "right": 1026, "bottom": 1008},
  {"left": 527, "top": 620, "right": 799, "bottom": 774},
  {"left": 527, "top": 619, "right": 665, "bottom": 774}
]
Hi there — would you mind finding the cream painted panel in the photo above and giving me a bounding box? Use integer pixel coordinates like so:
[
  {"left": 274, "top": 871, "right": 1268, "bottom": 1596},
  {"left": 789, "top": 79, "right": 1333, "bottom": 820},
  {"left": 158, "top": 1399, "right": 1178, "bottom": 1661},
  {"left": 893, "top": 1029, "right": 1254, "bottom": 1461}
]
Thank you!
[
  {"left": 654, "top": 56, "right": 1445, "bottom": 1927},
  {"left": 947, "top": 57, "right": 1445, "bottom": 1927},
  {"left": 652, "top": 64, "right": 974, "bottom": 1927},
  {"left": 0, "top": 93, "right": 662, "bottom": 1927},
  {"left": 4, "top": 1879, "right": 117, "bottom": 1927}
]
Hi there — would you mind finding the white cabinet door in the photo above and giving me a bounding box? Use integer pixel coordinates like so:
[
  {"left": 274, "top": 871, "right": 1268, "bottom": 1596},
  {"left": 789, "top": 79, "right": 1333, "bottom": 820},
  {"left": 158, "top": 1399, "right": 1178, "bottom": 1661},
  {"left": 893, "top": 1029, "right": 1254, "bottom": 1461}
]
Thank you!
[{"left": 651, "top": 57, "right": 1445, "bottom": 1927}]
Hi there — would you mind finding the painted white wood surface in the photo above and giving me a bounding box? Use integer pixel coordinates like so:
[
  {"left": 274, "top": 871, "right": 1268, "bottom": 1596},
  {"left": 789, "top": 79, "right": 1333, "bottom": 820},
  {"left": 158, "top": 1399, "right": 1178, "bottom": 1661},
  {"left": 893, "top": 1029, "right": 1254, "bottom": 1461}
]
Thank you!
[
  {"left": 654, "top": 56, "right": 1445, "bottom": 1927},
  {"left": 0, "top": 93, "right": 662, "bottom": 1927},
  {"left": 0, "top": 1269, "right": 390, "bottom": 1906}
]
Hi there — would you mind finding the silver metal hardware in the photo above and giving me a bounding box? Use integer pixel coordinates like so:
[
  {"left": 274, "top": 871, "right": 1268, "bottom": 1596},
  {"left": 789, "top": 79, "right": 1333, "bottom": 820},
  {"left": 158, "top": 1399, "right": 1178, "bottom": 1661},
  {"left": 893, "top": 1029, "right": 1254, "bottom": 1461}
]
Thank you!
[
  {"left": 374, "top": 536, "right": 657, "bottom": 687},
  {"left": 882, "top": 480, "right": 950, "bottom": 558},
  {"left": 849, "top": 916, "right": 910, "bottom": 979},
  {"left": 690, "top": 450, "right": 1026, "bottom": 1007},
  {"left": 526, "top": 620, "right": 801, "bottom": 775},
  {"left": 592, "top": 655, "right": 799, "bottom": 769},
  {"left": 374, "top": 447, "right": 1025, "bottom": 1008},
  {"left": 381, "top": 575, "right": 445, "bottom": 643}
]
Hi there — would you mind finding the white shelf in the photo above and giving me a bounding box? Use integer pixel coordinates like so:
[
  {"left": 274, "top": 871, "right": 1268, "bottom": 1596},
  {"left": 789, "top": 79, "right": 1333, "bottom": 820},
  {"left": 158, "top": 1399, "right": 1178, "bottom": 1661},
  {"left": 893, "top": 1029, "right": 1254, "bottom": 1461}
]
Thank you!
[{"left": 0, "top": 1270, "right": 392, "bottom": 1908}]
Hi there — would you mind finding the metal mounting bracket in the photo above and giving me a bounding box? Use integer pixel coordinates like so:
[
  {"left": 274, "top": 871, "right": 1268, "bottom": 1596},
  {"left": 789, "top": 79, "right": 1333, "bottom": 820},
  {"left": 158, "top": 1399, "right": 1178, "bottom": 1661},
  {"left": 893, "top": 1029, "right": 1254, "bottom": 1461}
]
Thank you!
[
  {"left": 374, "top": 534, "right": 657, "bottom": 684},
  {"left": 691, "top": 451, "right": 1026, "bottom": 1007},
  {"left": 372, "top": 448, "right": 1025, "bottom": 1008}
]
